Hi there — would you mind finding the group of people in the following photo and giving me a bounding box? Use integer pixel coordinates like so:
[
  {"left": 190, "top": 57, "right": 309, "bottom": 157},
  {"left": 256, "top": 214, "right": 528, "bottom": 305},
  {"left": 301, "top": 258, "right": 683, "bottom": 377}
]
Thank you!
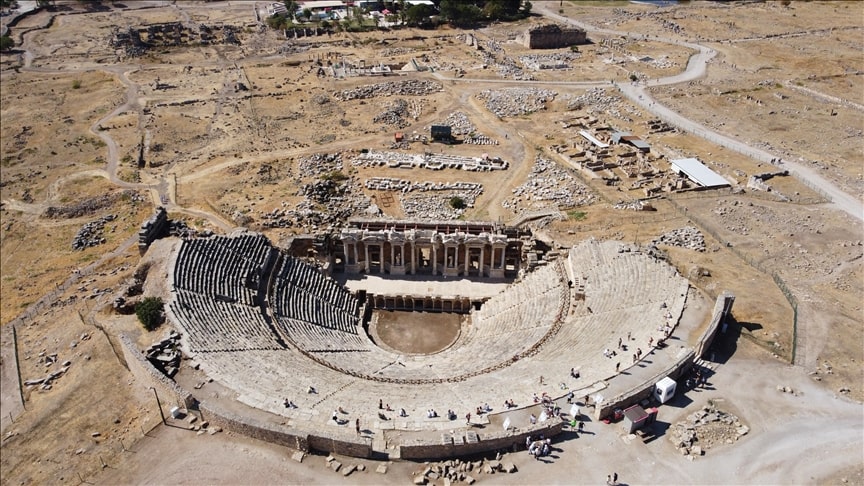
[
  {"left": 526, "top": 436, "right": 552, "bottom": 459},
  {"left": 503, "top": 398, "right": 517, "bottom": 409},
  {"left": 475, "top": 403, "right": 492, "bottom": 415}
]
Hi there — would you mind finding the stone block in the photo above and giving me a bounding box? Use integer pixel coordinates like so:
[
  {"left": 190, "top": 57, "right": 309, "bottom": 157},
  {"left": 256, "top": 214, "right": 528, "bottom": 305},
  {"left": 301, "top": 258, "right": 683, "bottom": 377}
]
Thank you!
[
  {"left": 413, "top": 475, "right": 427, "bottom": 485},
  {"left": 465, "top": 475, "right": 476, "bottom": 484},
  {"left": 330, "top": 461, "right": 342, "bottom": 472},
  {"left": 342, "top": 465, "right": 356, "bottom": 476},
  {"left": 504, "top": 462, "right": 517, "bottom": 473},
  {"left": 376, "top": 464, "right": 388, "bottom": 474},
  {"left": 291, "top": 451, "right": 305, "bottom": 463}
]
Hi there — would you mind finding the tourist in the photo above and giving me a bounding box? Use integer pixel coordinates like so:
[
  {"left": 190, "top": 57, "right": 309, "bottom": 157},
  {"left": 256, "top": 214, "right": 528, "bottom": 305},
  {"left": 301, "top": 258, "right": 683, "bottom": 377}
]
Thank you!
[
  {"left": 532, "top": 393, "right": 540, "bottom": 403},
  {"left": 637, "top": 347, "right": 642, "bottom": 359},
  {"left": 476, "top": 406, "right": 483, "bottom": 416},
  {"left": 483, "top": 403, "right": 491, "bottom": 413},
  {"left": 355, "top": 418, "right": 360, "bottom": 434},
  {"left": 399, "top": 408, "right": 407, "bottom": 417},
  {"left": 578, "top": 421, "right": 584, "bottom": 433},
  {"left": 615, "top": 362, "right": 620, "bottom": 372},
  {"left": 308, "top": 386, "right": 317, "bottom": 394},
  {"left": 337, "top": 406, "right": 346, "bottom": 414},
  {"left": 613, "top": 472, "right": 618, "bottom": 485},
  {"left": 386, "top": 403, "right": 392, "bottom": 411},
  {"left": 617, "top": 337, "right": 622, "bottom": 349},
  {"left": 571, "top": 368, "right": 580, "bottom": 379},
  {"left": 379, "top": 399, "right": 383, "bottom": 409},
  {"left": 566, "top": 391, "right": 574, "bottom": 404},
  {"left": 332, "top": 410, "right": 339, "bottom": 422},
  {"left": 466, "top": 412, "right": 471, "bottom": 425},
  {"left": 529, "top": 414, "right": 537, "bottom": 425},
  {"left": 648, "top": 336, "right": 654, "bottom": 347}
]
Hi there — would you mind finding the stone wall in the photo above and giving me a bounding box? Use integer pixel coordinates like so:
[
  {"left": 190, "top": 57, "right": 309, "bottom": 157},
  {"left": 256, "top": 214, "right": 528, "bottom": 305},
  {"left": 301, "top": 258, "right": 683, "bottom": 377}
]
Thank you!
[
  {"left": 399, "top": 421, "right": 565, "bottom": 460},
  {"left": 518, "top": 24, "right": 587, "bottom": 50},
  {"left": 119, "top": 333, "right": 195, "bottom": 410},
  {"left": 138, "top": 207, "right": 168, "bottom": 255},
  {"left": 593, "top": 292, "right": 735, "bottom": 420},
  {"left": 695, "top": 292, "right": 735, "bottom": 358}
]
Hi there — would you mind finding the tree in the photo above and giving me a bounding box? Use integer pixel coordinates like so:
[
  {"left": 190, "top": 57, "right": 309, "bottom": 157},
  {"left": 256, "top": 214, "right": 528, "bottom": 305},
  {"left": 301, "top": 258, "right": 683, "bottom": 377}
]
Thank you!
[
  {"left": 301, "top": 7, "right": 312, "bottom": 22},
  {"left": 283, "top": 0, "right": 298, "bottom": 19},
  {"left": 449, "top": 196, "right": 466, "bottom": 210},
  {"left": 136, "top": 296, "right": 164, "bottom": 331},
  {"left": 0, "top": 35, "right": 13, "bottom": 52},
  {"left": 404, "top": 4, "right": 435, "bottom": 27}
]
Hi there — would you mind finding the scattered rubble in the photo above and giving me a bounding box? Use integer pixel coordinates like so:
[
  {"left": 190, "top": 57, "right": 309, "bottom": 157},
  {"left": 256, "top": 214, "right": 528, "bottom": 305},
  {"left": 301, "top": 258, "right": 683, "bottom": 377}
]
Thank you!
[
  {"left": 145, "top": 331, "right": 182, "bottom": 378},
  {"left": 668, "top": 402, "right": 748, "bottom": 459},
  {"left": 412, "top": 456, "right": 518, "bottom": 484},
  {"left": 333, "top": 79, "right": 442, "bottom": 101},
  {"left": 45, "top": 190, "right": 142, "bottom": 219},
  {"left": 373, "top": 99, "right": 410, "bottom": 128},
  {"left": 72, "top": 214, "right": 116, "bottom": 250},
  {"left": 477, "top": 88, "right": 557, "bottom": 118},
  {"left": 652, "top": 226, "right": 706, "bottom": 252},
  {"left": 24, "top": 352, "right": 71, "bottom": 391},
  {"left": 503, "top": 156, "right": 595, "bottom": 212},
  {"left": 351, "top": 151, "right": 507, "bottom": 172}
]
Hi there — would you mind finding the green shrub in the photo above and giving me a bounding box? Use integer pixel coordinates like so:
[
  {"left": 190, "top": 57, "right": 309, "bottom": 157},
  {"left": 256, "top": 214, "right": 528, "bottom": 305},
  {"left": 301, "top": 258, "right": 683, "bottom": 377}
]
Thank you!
[
  {"left": 136, "top": 297, "right": 164, "bottom": 331},
  {"left": 449, "top": 196, "right": 466, "bottom": 210}
]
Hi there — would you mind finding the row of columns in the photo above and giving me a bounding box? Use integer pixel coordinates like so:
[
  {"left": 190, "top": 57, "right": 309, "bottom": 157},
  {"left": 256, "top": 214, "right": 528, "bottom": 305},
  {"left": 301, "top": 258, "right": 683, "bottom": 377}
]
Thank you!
[{"left": 342, "top": 240, "right": 507, "bottom": 277}]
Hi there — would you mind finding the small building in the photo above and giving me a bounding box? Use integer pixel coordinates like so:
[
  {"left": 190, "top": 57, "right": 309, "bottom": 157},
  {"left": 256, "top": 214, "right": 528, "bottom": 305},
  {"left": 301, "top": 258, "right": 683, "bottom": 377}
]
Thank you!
[
  {"left": 670, "top": 158, "right": 730, "bottom": 188},
  {"left": 431, "top": 125, "right": 452, "bottom": 142},
  {"left": 611, "top": 131, "right": 651, "bottom": 153},
  {"left": 394, "top": 132, "right": 404, "bottom": 142},
  {"left": 622, "top": 404, "right": 658, "bottom": 434},
  {"left": 579, "top": 130, "right": 609, "bottom": 148}
]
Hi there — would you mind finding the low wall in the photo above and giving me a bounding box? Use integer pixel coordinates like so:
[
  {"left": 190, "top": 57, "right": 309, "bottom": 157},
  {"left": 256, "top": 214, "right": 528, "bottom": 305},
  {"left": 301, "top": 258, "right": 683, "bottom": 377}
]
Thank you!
[
  {"left": 399, "top": 421, "right": 565, "bottom": 460},
  {"left": 594, "top": 349, "right": 695, "bottom": 421}
]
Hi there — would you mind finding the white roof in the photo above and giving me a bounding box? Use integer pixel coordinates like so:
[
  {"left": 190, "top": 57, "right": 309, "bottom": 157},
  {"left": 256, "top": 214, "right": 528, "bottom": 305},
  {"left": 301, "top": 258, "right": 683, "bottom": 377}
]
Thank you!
[
  {"left": 405, "top": 0, "right": 435, "bottom": 5},
  {"left": 670, "top": 158, "right": 729, "bottom": 188},
  {"left": 299, "top": 1, "right": 345, "bottom": 9},
  {"left": 578, "top": 130, "right": 609, "bottom": 148}
]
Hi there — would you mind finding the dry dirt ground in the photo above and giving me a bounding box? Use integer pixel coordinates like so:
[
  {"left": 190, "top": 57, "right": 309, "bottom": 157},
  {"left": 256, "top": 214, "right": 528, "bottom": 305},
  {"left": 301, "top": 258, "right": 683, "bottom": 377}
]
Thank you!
[{"left": 1, "top": 1, "right": 862, "bottom": 484}]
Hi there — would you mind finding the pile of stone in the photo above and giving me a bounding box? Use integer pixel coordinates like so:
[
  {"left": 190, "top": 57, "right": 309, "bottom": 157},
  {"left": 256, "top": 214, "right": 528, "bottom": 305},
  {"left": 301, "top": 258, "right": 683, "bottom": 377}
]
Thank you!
[
  {"left": 373, "top": 99, "right": 410, "bottom": 128},
  {"left": 613, "top": 200, "right": 648, "bottom": 211},
  {"left": 497, "top": 57, "right": 534, "bottom": 81},
  {"left": 145, "top": 331, "right": 182, "bottom": 378},
  {"left": 566, "top": 88, "right": 634, "bottom": 121},
  {"left": 669, "top": 403, "right": 749, "bottom": 459},
  {"left": 380, "top": 47, "right": 415, "bottom": 57},
  {"left": 302, "top": 179, "right": 348, "bottom": 204},
  {"left": 503, "top": 156, "right": 595, "bottom": 211},
  {"left": 477, "top": 88, "right": 557, "bottom": 118},
  {"left": 520, "top": 52, "right": 581, "bottom": 71},
  {"left": 411, "top": 456, "right": 517, "bottom": 485},
  {"left": 169, "top": 219, "right": 200, "bottom": 239},
  {"left": 333, "top": 79, "right": 443, "bottom": 101},
  {"left": 443, "top": 112, "right": 477, "bottom": 136},
  {"left": 351, "top": 151, "right": 508, "bottom": 172},
  {"left": 365, "top": 177, "right": 483, "bottom": 196},
  {"left": 463, "top": 134, "right": 499, "bottom": 145},
  {"left": 298, "top": 153, "right": 343, "bottom": 178},
  {"left": 23, "top": 343, "right": 83, "bottom": 391},
  {"left": 72, "top": 214, "right": 116, "bottom": 250},
  {"left": 45, "top": 190, "right": 139, "bottom": 219},
  {"left": 652, "top": 226, "right": 706, "bottom": 252},
  {"left": 402, "top": 192, "right": 476, "bottom": 221}
]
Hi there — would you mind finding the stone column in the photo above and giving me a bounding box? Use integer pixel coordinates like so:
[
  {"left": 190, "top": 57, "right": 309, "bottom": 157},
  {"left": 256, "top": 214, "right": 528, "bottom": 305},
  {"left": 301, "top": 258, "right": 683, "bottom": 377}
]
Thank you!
[
  {"left": 464, "top": 246, "right": 470, "bottom": 274},
  {"left": 379, "top": 245, "right": 384, "bottom": 273},
  {"left": 364, "top": 243, "right": 369, "bottom": 273},
  {"left": 500, "top": 246, "right": 506, "bottom": 268},
  {"left": 432, "top": 244, "right": 438, "bottom": 275},
  {"left": 411, "top": 243, "right": 416, "bottom": 274},
  {"left": 343, "top": 241, "right": 349, "bottom": 264},
  {"left": 390, "top": 243, "right": 395, "bottom": 270},
  {"left": 480, "top": 246, "right": 485, "bottom": 277}
]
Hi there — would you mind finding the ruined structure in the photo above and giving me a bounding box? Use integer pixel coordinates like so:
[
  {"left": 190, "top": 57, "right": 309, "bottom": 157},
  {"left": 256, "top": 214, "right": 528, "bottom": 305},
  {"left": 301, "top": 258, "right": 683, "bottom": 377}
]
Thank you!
[
  {"left": 138, "top": 207, "right": 168, "bottom": 254},
  {"left": 337, "top": 219, "right": 526, "bottom": 279},
  {"left": 518, "top": 24, "right": 587, "bottom": 49}
]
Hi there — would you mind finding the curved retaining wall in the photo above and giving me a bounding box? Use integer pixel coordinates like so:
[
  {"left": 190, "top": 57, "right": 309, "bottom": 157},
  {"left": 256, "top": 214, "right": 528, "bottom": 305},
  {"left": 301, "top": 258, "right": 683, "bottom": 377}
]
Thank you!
[
  {"left": 120, "top": 289, "right": 732, "bottom": 458},
  {"left": 593, "top": 292, "right": 735, "bottom": 420}
]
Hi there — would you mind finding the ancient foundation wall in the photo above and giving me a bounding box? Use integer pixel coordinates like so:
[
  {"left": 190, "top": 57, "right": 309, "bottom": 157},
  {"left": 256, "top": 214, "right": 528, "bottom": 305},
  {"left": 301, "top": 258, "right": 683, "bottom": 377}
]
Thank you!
[{"left": 399, "top": 421, "right": 565, "bottom": 460}]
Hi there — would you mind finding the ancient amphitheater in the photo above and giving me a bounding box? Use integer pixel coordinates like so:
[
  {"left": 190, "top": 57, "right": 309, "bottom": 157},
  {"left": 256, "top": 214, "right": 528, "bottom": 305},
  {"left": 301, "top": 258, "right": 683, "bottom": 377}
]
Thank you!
[{"left": 146, "top": 227, "right": 704, "bottom": 459}]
